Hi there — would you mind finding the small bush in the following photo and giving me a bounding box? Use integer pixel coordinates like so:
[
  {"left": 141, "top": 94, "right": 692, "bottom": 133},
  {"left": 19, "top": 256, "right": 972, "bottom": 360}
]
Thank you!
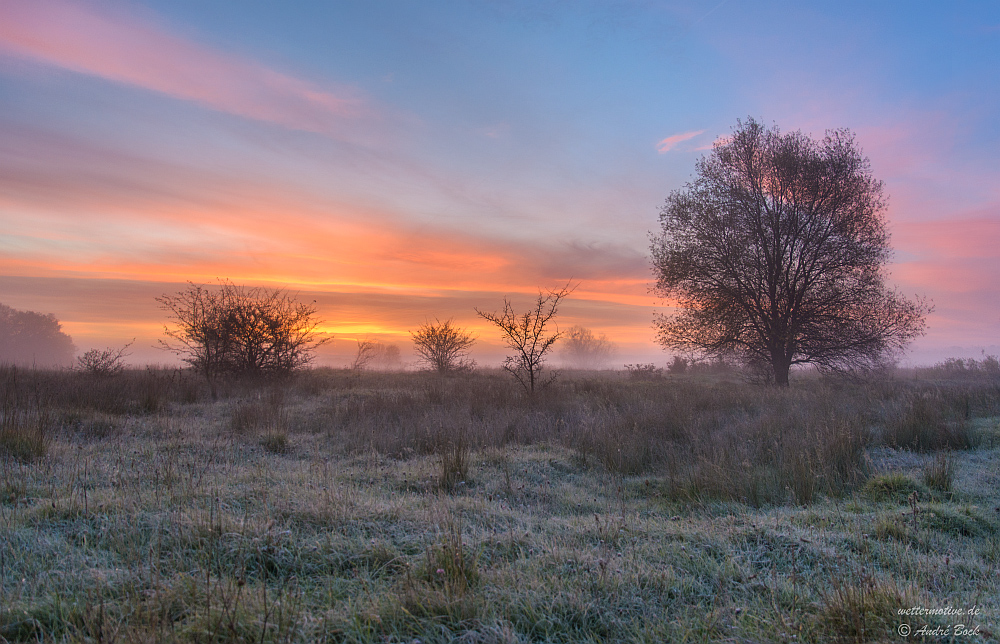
[
  {"left": 76, "top": 342, "right": 132, "bottom": 376},
  {"left": 667, "top": 355, "right": 688, "bottom": 374}
]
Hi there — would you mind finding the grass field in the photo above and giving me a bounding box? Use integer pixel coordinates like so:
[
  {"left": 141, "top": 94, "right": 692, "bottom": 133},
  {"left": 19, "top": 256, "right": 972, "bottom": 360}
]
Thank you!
[{"left": 1, "top": 366, "right": 998, "bottom": 643}]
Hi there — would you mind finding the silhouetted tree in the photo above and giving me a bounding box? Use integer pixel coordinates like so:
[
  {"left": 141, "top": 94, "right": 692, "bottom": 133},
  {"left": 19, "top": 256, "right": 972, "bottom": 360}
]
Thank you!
[
  {"left": 351, "top": 338, "right": 379, "bottom": 370},
  {"left": 411, "top": 319, "right": 476, "bottom": 373},
  {"left": 0, "top": 303, "right": 75, "bottom": 367},
  {"left": 157, "top": 281, "right": 329, "bottom": 385},
  {"left": 560, "top": 326, "right": 615, "bottom": 369},
  {"left": 476, "top": 284, "right": 574, "bottom": 394},
  {"left": 351, "top": 339, "right": 403, "bottom": 371},
  {"left": 651, "top": 119, "right": 929, "bottom": 386}
]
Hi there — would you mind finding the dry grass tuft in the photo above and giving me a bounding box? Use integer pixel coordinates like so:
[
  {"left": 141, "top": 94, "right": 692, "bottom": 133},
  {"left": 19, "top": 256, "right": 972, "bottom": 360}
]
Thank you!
[
  {"left": 438, "top": 430, "right": 470, "bottom": 492},
  {"left": 885, "top": 392, "right": 976, "bottom": 451},
  {"left": 820, "top": 573, "right": 910, "bottom": 642},
  {"left": 922, "top": 452, "right": 955, "bottom": 492},
  {"left": 864, "top": 473, "right": 925, "bottom": 503},
  {"left": 0, "top": 367, "right": 52, "bottom": 462}
]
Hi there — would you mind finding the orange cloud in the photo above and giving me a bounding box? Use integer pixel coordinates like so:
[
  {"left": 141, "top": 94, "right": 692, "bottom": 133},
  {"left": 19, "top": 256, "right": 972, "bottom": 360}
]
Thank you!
[
  {"left": 0, "top": 0, "right": 365, "bottom": 133},
  {"left": 0, "top": 126, "right": 653, "bottom": 302},
  {"left": 656, "top": 130, "right": 705, "bottom": 153}
]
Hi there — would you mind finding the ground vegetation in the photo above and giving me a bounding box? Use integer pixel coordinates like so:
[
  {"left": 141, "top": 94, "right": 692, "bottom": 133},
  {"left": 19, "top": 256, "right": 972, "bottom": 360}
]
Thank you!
[{"left": 0, "top": 365, "right": 997, "bottom": 642}]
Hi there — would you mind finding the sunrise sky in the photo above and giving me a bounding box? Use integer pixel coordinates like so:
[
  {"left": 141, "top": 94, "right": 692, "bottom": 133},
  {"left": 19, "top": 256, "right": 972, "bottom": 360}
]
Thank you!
[{"left": 1, "top": 0, "right": 998, "bottom": 366}]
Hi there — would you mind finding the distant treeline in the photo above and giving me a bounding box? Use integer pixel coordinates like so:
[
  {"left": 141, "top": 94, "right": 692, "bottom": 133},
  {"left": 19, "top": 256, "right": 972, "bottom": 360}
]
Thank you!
[{"left": 0, "top": 303, "right": 75, "bottom": 367}]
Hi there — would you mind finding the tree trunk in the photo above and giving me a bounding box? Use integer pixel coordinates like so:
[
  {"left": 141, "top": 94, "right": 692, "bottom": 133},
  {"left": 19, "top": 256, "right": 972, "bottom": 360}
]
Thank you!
[{"left": 771, "top": 355, "right": 791, "bottom": 387}]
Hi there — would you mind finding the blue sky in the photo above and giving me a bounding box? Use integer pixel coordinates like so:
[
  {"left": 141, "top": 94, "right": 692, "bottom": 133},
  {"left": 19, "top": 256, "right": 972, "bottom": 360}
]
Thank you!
[{"left": 0, "top": 0, "right": 997, "bottom": 365}]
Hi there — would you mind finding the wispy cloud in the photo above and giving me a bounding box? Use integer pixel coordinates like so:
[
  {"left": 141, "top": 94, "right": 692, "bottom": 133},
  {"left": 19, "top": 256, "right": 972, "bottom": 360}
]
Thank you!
[
  {"left": 656, "top": 129, "right": 705, "bottom": 153},
  {"left": 0, "top": 0, "right": 366, "bottom": 133},
  {"left": 0, "top": 126, "right": 650, "bottom": 302}
]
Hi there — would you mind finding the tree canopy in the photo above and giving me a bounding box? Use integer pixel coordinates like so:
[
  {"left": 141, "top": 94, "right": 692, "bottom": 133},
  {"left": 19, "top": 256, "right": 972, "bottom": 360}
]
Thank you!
[
  {"left": 650, "top": 119, "right": 929, "bottom": 385},
  {"left": 0, "top": 303, "right": 76, "bottom": 368}
]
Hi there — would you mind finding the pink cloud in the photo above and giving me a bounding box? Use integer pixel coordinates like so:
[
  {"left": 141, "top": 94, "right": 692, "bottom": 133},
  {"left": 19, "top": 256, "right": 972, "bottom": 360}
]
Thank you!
[
  {"left": 893, "top": 215, "right": 1000, "bottom": 259},
  {"left": 0, "top": 0, "right": 365, "bottom": 132},
  {"left": 656, "top": 130, "right": 705, "bottom": 153}
]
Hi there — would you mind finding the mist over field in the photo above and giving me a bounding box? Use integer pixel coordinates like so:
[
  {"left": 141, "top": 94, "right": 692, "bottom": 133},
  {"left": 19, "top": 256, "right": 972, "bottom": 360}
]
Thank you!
[{"left": 2, "top": 1, "right": 999, "bottom": 641}]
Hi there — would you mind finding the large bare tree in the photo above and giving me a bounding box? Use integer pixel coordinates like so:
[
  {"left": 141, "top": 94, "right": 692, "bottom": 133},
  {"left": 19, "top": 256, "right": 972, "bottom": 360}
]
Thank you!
[
  {"left": 476, "top": 284, "right": 574, "bottom": 394},
  {"left": 650, "top": 119, "right": 929, "bottom": 386}
]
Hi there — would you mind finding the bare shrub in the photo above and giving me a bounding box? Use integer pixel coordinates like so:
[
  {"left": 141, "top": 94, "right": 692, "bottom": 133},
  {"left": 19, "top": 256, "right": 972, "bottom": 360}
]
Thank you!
[
  {"left": 158, "top": 280, "right": 330, "bottom": 384},
  {"left": 76, "top": 341, "right": 133, "bottom": 376},
  {"left": 476, "top": 283, "right": 574, "bottom": 394},
  {"left": 372, "top": 344, "right": 402, "bottom": 370},
  {"left": 348, "top": 338, "right": 401, "bottom": 371},
  {"left": 411, "top": 319, "right": 476, "bottom": 373}
]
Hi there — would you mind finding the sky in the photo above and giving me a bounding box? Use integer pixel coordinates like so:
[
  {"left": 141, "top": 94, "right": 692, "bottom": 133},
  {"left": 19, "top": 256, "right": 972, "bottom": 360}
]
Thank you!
[{"left": 0, "top": 0, "right": 998, "bottom": 367}]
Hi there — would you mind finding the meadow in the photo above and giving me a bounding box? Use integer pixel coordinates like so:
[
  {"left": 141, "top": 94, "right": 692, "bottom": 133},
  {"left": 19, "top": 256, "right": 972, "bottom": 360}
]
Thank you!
[{"left": 0, "top": 365, "right": 997, "bottom": 643}]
